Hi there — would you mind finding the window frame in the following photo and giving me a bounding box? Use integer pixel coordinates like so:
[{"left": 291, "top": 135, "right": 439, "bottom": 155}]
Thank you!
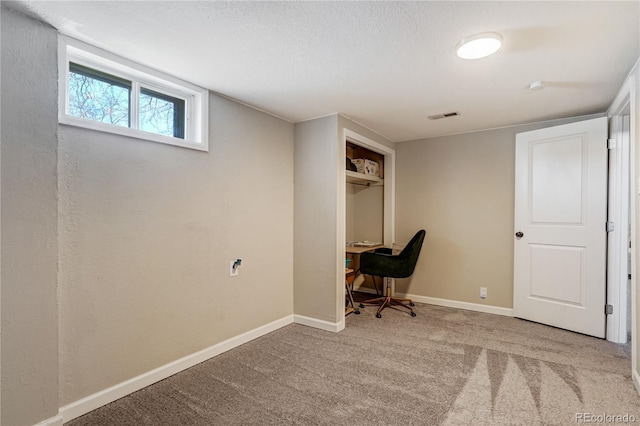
[
  {"left": 59, "top": 36, "right": 209, "bottom": 152},
  {"left": 68, "top": 61, "right": 133, "bottom": 128},
  {"left": 139, "top": 86, "right": 186, "bottom": 139}
]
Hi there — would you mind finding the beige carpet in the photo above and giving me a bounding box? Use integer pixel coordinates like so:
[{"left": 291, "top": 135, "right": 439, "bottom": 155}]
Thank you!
[{"left": 67, "top": 300, "right": 640, "bottom": 425}]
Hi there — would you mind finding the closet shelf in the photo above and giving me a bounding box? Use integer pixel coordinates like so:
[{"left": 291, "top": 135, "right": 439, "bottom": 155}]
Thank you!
[{"left": 346, "top": 170, "right": 382, "bottom": 185}]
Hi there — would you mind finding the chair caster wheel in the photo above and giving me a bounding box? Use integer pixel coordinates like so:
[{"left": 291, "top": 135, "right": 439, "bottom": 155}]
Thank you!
[
  {"left": 376, "top": 313, "right": 382, "bottom": 318},
  {"left": 359, "top": 303, "right": 365, "bottom": 309},
  {"left": 409, "top": 302, "right": 415, "bottom": 307},
  {"left": 410, "top": 312, "right": 416, "bottom": 317},
  {"left": 354, "top": 309, "right": 361, "bottom": 315}
]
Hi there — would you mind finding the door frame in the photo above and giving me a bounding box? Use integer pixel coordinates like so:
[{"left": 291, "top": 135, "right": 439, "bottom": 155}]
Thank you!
[
  {"left": 608, "top": 69, "right": 638, "bottom": 390},
  {"left": 607, "top": 110, "right": 631, "bottom": 344},
  {"left": 338, "top": 128, "right": 395, "bottom": 327}
]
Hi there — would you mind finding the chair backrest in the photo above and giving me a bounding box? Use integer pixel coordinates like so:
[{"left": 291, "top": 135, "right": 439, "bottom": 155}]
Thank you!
[
  {"left": 397, "top": 229, "right": 426, "bottom": 276},
  {"left": 360, "top": 229, "right": 426, "bottom": 279}
]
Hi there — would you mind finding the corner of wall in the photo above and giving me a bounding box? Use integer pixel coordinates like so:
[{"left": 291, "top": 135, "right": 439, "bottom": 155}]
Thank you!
[{"left": 1, "top": 7, "right": 60, "bottom": 425}]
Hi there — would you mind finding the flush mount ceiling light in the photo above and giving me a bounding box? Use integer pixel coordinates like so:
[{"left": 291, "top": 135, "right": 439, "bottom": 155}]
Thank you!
[{"left": 456, "top": 32, "right": 503, "bottom": 59}]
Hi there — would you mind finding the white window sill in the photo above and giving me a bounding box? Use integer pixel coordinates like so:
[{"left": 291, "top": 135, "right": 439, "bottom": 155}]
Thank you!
[{"left": 60, "top": 114, "right": 208, "bottom": 152}]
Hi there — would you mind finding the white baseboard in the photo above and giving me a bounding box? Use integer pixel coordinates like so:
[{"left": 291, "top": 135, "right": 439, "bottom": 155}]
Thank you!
[
  {"left": 396, "top": 293, "right": 514, "bottom": 317},
  {"left": 34, "top": 414, "right": 64, "bottom": 426},
  {"left": 60, "top": 314, "right": 294, "bottom": 423},
  {"left": 294, "top": 314, "right": 343, "bottom": 332}
]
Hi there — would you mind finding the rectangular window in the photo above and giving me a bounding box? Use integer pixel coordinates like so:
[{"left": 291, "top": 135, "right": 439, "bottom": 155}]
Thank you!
[
  {"left": 139, "top": 88, "right": 185, "bottom": 139},
  {"left": 68, "top": 63, "right": 131, "bottom": 128},
  {"left": 59, "top": 36, "right": 208, "bottom": 151}
]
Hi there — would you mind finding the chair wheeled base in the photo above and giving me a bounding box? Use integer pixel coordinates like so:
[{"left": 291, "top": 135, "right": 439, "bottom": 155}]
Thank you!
[{"left": 359, "top": 277, "right": 416, "bottom": 318}]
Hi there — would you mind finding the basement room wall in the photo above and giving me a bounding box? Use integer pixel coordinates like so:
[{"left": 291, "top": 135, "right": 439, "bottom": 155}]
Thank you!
[
  {"left": 58, "top": 90, "right": 294, "bottom": 406},
  {"left": 350, "top": 186, "right": 383, "bottom": 242},
  {"left": 294, "top": 115, "right": 339, "bottom": 323},
  {"left": 1, "top": 8, "right": 59, "bottom": 426},
  {"left": 294, "top": 114, "right": 393, "bottom": 324},
  {"left": 395, "top": 115, "right": 603, "bottom": 309}
]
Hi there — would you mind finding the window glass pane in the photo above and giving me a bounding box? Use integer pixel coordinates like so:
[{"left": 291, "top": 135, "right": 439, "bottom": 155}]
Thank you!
[
  {"left": 68, "top": 63, "right": 131, "bottom": 127},
  {"left": 139, "top": 88, "right": 185, "bottom": 139}
]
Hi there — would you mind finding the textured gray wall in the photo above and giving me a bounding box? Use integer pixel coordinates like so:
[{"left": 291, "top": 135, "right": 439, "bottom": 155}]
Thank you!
[
  {"left": 294, "top": 115, "right": 339, "bottom": 322},
  {"left": 2, "top": 6, "right": 295, "bottom": 420},
  {"left": 1, "top": 8, "right": 59, "bottom": 425},
  {"left": 58, "top": 93, "right": 294, "bottom": 405}
]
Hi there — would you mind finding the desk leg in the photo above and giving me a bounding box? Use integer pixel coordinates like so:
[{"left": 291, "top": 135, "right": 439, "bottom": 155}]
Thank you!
[{"left": 345, "top": 280, "right": 360, "bottom": 315}]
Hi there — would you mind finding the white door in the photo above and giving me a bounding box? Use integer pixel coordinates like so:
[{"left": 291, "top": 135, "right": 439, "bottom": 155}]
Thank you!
[{"left": 514, "top": 117, "right": 608, "bottom": 338}]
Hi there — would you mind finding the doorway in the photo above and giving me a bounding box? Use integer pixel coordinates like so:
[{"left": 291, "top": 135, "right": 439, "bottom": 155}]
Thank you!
[{"left": 513, "top": 117, "right": 608, "bottom": 338}]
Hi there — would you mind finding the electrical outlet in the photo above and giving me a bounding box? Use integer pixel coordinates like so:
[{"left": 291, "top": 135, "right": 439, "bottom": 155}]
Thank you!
[
  {"left": 230, "top": 259, "right": 241, "bottom": 277},
  {"left": 480, "top": 287, "right": 487, "bottom": 299}
]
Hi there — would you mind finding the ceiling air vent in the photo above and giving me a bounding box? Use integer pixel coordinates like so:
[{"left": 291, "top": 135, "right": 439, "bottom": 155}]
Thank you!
[{"left": 428, "top": 111, "right": 460, "bottom": 120}]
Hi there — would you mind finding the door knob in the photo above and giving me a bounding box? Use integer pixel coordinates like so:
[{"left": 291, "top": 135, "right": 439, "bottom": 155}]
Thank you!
[{"left": 515, "top": 231, "right": 524, "bottom": 239}]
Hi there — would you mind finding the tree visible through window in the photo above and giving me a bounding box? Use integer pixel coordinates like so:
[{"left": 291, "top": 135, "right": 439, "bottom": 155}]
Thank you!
[
  {"left": 69, "top": 63, "right": 130, "bottom": 127},
  {"left": 68, "top": 62, "right": 185, "bottom": 139},
  {"left": 139, "top": 88, "right": 185, "bottom": 139}
]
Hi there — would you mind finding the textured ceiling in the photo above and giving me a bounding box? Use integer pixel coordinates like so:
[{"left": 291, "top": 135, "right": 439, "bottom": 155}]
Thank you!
[{"left": 6, "top": 1, "right": 640, "bottom": 142}]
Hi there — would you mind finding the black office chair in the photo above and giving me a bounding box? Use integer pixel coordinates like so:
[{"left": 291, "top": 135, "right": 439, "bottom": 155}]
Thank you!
[{"left": 359, "top": 230, "right": 426, "bottom": 318}]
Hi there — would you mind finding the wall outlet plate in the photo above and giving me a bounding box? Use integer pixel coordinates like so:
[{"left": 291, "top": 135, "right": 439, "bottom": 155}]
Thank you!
[
  {"left": 230, "top": 260, "right": 239, "bottom": 277},
  {"left": 480, "top": 287, "right": 487, "bottom": 299}
]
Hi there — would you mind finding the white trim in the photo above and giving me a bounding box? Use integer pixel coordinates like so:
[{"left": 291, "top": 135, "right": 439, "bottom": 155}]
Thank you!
[
  {"left": 629, "top": 67, "right": 638, "bottom": 395},
  {"left": 58, "top": 35, "right": 209, "bottom": 152},
  {"left": 344, "top": 129, "right": 394, "bottom": 161},
  {"left": 606, "top": 112, "right": 631, "bottom": 343},
  {"left": 60, "top": 315, "right": 294, "bottom": 423},
  {"left": 290, "top": 111, "right": 339, "bottom": 124},
  {"left": 210, "top": 90, "right": 293, "bottom": 124},
  {"left": 34, "top": 414, "right": 64, "bottom": 426},
  {"left": 397, "top": 293, "right": 514, "bottom": 317},
  {"left": 293, "top": 314, "right": 344, "bottom": 333},
  {"left": 608, "top": 61, "right": 638, "bottom": 393},
  {"left": 338, "top": 113, "right": 396, "bottom": 144},
  {"left": 337, "top": 125, "right": 347, "bottom": 326},
  {"left": 609, "top": 75, "right": 633, "bottom": 117},
  {"left": 341, "top": 128, "right": 396, "bottom": 324},
  {"left": 343, "top": 129, "right": 396, "bottom": 247}
]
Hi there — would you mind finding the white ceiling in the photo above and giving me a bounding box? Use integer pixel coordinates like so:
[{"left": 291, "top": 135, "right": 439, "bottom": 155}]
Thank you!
[{"left": 7, "top": 1, "right": 640, "bottom": 142}]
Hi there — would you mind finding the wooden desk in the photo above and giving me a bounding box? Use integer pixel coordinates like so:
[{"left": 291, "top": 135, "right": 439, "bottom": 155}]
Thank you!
[
  {"left": 345, "top": 245, "right": 384, "bottom": 276},
  {"left": 346, "top": 244, "right": 384, "bottom": 254},
  {"left": 345, "top": 244, "right": 385, "bottom": 305}
]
